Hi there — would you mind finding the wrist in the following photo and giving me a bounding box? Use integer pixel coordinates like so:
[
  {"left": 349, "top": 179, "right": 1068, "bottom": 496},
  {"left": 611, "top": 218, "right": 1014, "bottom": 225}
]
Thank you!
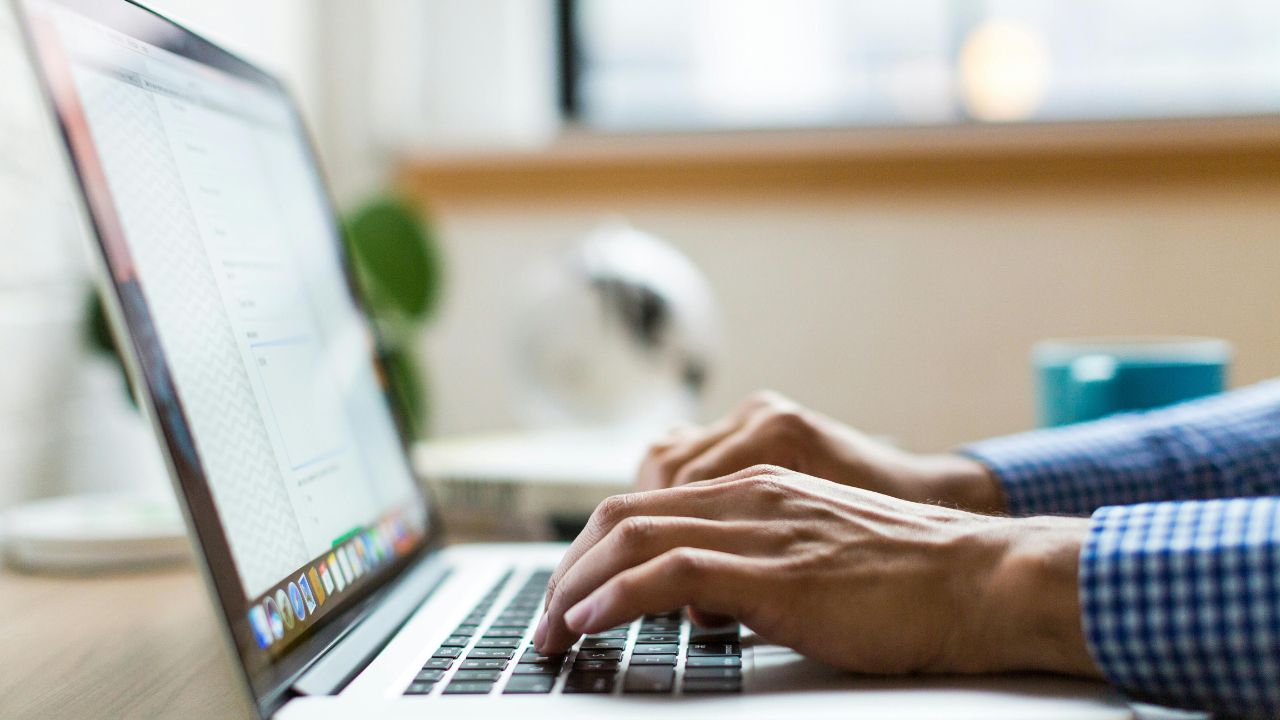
[
  {"left": 915, "top": 453, "right": 1007, "bottom": 514},
  {"left": 962, "top": 517, "right": 1101, "bottom": 677}
]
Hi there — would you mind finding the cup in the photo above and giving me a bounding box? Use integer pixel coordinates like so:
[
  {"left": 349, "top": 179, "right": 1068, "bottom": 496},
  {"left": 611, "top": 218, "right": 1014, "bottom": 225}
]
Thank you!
[{"left": 1033, "top": 337, "right": 1230, "bottom": 427}]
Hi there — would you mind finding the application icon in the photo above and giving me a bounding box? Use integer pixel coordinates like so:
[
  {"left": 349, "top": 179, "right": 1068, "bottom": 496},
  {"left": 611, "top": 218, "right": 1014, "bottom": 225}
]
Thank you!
[
  {"left": 319, "top": 561, "right": 335, "bottom": 596},
  {"left": 263, "top": 596, "right": 284, "bottom": 640},
  {"left": 309, "top": 568, "right": 326, "bottom": 606},
  {"left": 277, "top": 588, "right": 295, "bottom": 630},
  {"left": 342, "top": 544, "right": 358, "bottom": 579},
  {"left": 298, "top": 575, "right": 318, "bottom": 614},
  {"left": 354, "top": 538, "right": 368, "bottom": 570},
  {"left": 328, "top": 552, "right": 345, "bottom": 591},
  {"left": 289, "top": 581, "right": 307, "bottom": 621},
  {"left": 249, "top": 605, "right": 272, "bottom": 649}
]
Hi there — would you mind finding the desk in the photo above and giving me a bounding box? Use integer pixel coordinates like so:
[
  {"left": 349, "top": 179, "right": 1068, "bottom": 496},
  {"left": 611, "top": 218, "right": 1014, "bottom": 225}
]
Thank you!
[
  {"left": 0, "top": 563, "right": 1202, "bottom": 720},
  {"left": 0, "top": 564, "right": 254, "bottom": 720}
]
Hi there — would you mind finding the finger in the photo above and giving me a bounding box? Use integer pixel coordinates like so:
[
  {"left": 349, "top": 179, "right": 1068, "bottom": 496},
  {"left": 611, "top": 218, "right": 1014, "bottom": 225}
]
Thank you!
[
  {"left": 636, "top": 416, "right": 743, "bottom": 491},
  {"left": 538, "top": 517, "right": 781, "bottom": 652},
  {"left": 562, "top": 548, "right": 763, "bottom": 637},
  {"left": 543, "top": 477, "right": 771, "bottom": 614},
  {"left": 635, "top": 392, "right": 785, "bottom": 492},
  {"left": 671, "top": 415, "right": 780, "bottom": 487}
]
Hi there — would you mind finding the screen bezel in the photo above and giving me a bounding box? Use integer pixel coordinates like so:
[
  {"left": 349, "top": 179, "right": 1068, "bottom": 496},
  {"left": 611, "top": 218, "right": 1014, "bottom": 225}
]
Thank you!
[{"left": 11, "top": 0, "right": 446, "bottom": 714}]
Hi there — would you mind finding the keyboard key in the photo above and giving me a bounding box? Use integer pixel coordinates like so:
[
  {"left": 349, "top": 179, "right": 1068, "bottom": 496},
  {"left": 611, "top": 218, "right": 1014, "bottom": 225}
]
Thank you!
[
  {"left": 415, "top": 669, "right": 447, "bottom": 682},
  {"left": 438, "top": 635, "right": 472, "bottom": 647},
  {"left": 683, "top": 678, "right": 742, "bottom": 693},
  {"left": 631, "top": 644, "right": 678, "bottom": 655},
  {"left": 684, "top": 667, "right": 742, "bottom": 680},
  {"left": 686, "top": 656, "right": 741, "bottom": 668},
  {"left": 460, "top": 658, "right": 507, "bottom": 670},
  {"left": 572, "top": 659, "right": 620, "bottom": 672},
  {"left": 422, "top": 658, "right": 453, "bottom": 670},
  {"left": 432, "top": 647, "right": 463, "bottom": 659},
  {"left": 635, "top": 634, "right": 679, "bottom": 644},
  {"left": 405, "top": 680, "right": 436, "bottom": 695},
  {"left": 454, "top": 624, "right": 480, "bottom": 634},
  {"left": 623, "top": 666, "right": 675, "bottom": 694},
  {"left": 519, "top": 649, "right": 566, "bottom": 665},
  {"left": 579, "top": 638, "right": 626, "bottom": 650},
  {"left": 512, "top": 663, "right": 562, "bottom": 675},
  {"left": 587, "top": 628, "right": 629, "bottom": 639},
  {"left": 504, "top": 675, "right": 556, "bottom": 694},
  {"left": 576, "top": 649, "right": 622, "bottom": 662},
  {"left": 453, "top": 669, "right": 503, "bottom": 682},
  {"left": 689, "top": 643, "right": 741, "bottom": 657},
  {"left": 563, "top": 673, "right": 615, "bottom": 693},
  {"left": 474, "top": 637, "right": 522, "bottom": 648},
  {"left": 443, "top": 681, "right": 495, "bottom": 695},
  {"left": 628, "top": 654, "right": 677, "bottom": 666},
  {"left": 644, "top": 612, "right": 681, "bottom": 621},
  {"left": 689, "top": 624, "right": 740, "bottom": 642},
  {"left": 482, "top": 628, "right": 526, "bottom": 638},
  {"left": 467, "top": 648, "right": 515, "bottom": 660}
]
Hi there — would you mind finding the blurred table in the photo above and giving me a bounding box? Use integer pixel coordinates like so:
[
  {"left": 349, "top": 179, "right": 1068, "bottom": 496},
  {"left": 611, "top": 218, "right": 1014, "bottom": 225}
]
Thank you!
[
  {"left": 0, "top": 563, "right": 254, "bottom": 720},
  {"left": 0, "top": 559, "right": 1205, "bottom": 720}
]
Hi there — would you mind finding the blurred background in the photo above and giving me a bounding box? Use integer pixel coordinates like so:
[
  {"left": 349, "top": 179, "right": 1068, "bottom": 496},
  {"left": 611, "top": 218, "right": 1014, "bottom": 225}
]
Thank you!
[{"left": 3, "top": 0, "right": 1280, "bottom": 515}]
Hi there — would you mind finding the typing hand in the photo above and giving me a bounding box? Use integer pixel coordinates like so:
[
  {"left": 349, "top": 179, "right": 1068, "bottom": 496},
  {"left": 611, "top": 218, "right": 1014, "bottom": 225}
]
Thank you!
[
  {"left": 534, "top": 466, "right": 1100, "bottom": 678},
  {"left": 639, "top": 391, "right": 1006, "bottom": 514}
]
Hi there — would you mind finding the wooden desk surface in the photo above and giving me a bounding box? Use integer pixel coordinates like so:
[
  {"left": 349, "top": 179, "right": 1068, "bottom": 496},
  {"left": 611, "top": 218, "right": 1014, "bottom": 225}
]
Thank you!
[
  {"left": 0, "top": 562, "right": 255, "bottom": 720},
  {"left": 0, "top": 559, "right": 1193, "bottom": 720}
]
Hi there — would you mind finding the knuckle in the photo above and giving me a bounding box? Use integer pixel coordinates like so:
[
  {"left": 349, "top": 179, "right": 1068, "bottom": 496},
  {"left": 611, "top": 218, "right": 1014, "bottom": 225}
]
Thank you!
[
  {"left": 662, "top": 547, "right": 703, "bottom": 578},
  {"left": 746, "top": 463, "right": 786, "bottom": 479},
  {"left": 764, "top": 408, "right": 811, "bottom": 437},
  {"left": 614, "top": 515, "right": 656, "bottom": 544},
  {"left": 751, "top": 475, "right": 795, "bottom": 502},
  {"left": 593, "top": 493, "right": 634, "bottom": 525}
]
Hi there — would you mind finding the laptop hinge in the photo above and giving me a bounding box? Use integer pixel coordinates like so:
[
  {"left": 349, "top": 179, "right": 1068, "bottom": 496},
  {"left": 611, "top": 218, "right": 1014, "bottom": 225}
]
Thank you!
[{"left": 291, "top": 555, "right": 452, "bottom": 696}]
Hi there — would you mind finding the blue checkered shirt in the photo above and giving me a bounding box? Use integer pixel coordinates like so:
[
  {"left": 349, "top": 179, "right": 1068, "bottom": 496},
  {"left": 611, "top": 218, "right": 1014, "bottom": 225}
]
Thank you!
[{"left": 964, "top": 380, "right": 1280, "bottom": 718}]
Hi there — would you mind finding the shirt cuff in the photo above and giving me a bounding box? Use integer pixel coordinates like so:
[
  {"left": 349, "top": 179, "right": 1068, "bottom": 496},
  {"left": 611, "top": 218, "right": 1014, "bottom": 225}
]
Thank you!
[
  {"left": 1078, "top": 498, "right": 1280, "bottom": 717},
  {"left": 959, "top": 414, "right": 1167, "bottom": 516}
]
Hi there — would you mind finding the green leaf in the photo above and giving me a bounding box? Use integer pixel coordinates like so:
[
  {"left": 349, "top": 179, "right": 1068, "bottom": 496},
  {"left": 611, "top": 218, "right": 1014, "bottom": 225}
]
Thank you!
[{"left": 343, "top": 195, "right": 443, "bottom": 322}]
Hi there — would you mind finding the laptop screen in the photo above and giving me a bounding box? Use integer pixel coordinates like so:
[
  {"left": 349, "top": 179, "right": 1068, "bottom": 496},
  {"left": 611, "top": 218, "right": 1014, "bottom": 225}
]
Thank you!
[{"left": 16, "top": 0, "right": 436, "bottom": 700}]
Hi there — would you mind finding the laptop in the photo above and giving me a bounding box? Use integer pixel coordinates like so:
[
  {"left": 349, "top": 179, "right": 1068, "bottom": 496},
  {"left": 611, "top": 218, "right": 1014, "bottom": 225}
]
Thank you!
[{"left": 13, "top": 1, "right": 1131, "bottom": 717}]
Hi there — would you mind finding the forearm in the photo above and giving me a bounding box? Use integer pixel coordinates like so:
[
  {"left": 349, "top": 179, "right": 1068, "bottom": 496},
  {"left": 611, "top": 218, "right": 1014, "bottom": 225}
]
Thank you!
[{"left": 961, "top": 379, "right": 1280, "bottom": 516}]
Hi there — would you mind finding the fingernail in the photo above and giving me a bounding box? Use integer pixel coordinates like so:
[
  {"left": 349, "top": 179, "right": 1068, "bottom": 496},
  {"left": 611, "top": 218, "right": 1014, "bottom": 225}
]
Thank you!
[
  {"left": 564, "top": 598, "right": 594, "bottom": 632},
  {"left": 533, "top": 612, "right": 548, "bottom": 647}
]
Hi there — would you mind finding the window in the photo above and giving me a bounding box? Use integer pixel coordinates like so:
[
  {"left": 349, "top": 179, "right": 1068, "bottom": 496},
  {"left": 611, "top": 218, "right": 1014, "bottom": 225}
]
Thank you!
[{"left": 565, "top": 0, "right": 1280, "bottom": 132}]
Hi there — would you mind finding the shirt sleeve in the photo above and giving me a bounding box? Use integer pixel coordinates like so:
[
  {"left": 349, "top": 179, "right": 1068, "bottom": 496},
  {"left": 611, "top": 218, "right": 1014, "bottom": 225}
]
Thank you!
[
  {"left": 960, "top": 379, "right": 1280, "bottom": 516},
  {"left": 1080, "top": 498, "right": 1280, "bottom": 717}
]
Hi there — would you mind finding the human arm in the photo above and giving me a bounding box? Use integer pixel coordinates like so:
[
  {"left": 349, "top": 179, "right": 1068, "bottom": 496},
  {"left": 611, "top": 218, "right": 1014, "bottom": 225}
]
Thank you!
[
  {"left": 637, "top": 390, "right": 1007, "bottom": 512},
  {"left": 642, "top": 381, "right": 1280, "bottom": 517},
  {"left": 534, "top": 466, "right": 1099, "bottom": 678},
  {"left": 962, "top": 379, "right": 1280, "bottom": 515}
]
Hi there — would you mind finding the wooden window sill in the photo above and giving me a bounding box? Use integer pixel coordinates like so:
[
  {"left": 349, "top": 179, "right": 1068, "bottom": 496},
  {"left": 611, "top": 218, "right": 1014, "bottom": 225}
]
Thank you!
[{"left": 395, "top": 117, "right": 1280, "bottom": 206}]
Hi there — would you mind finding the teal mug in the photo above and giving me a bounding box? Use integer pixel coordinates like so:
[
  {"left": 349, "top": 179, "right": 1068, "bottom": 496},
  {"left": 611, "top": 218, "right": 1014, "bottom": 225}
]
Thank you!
[{"left": 1033, "top": 337, "right": 1231, "bottom": 427}]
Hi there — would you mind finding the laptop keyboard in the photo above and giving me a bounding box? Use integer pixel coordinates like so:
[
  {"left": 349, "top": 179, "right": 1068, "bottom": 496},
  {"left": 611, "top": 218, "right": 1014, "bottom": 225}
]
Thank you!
[{"left": 404, "top": 568, "right": 743, "bottom": 697}]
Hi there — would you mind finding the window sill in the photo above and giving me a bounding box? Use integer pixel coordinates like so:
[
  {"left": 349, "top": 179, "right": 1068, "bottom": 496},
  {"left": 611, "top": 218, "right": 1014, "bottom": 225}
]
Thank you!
[{"left": 396, "top": 117, "right": 1280, "bottom": 206}]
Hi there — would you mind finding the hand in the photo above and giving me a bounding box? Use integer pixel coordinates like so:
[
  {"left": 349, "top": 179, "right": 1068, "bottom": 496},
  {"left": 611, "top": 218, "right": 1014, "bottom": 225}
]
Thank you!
[
  {"left": 534, "top": 466, "right": 1100, "bottom": 678},
  {"left": 639, "top": 391, "right": 1006, "bottom": 514}
]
